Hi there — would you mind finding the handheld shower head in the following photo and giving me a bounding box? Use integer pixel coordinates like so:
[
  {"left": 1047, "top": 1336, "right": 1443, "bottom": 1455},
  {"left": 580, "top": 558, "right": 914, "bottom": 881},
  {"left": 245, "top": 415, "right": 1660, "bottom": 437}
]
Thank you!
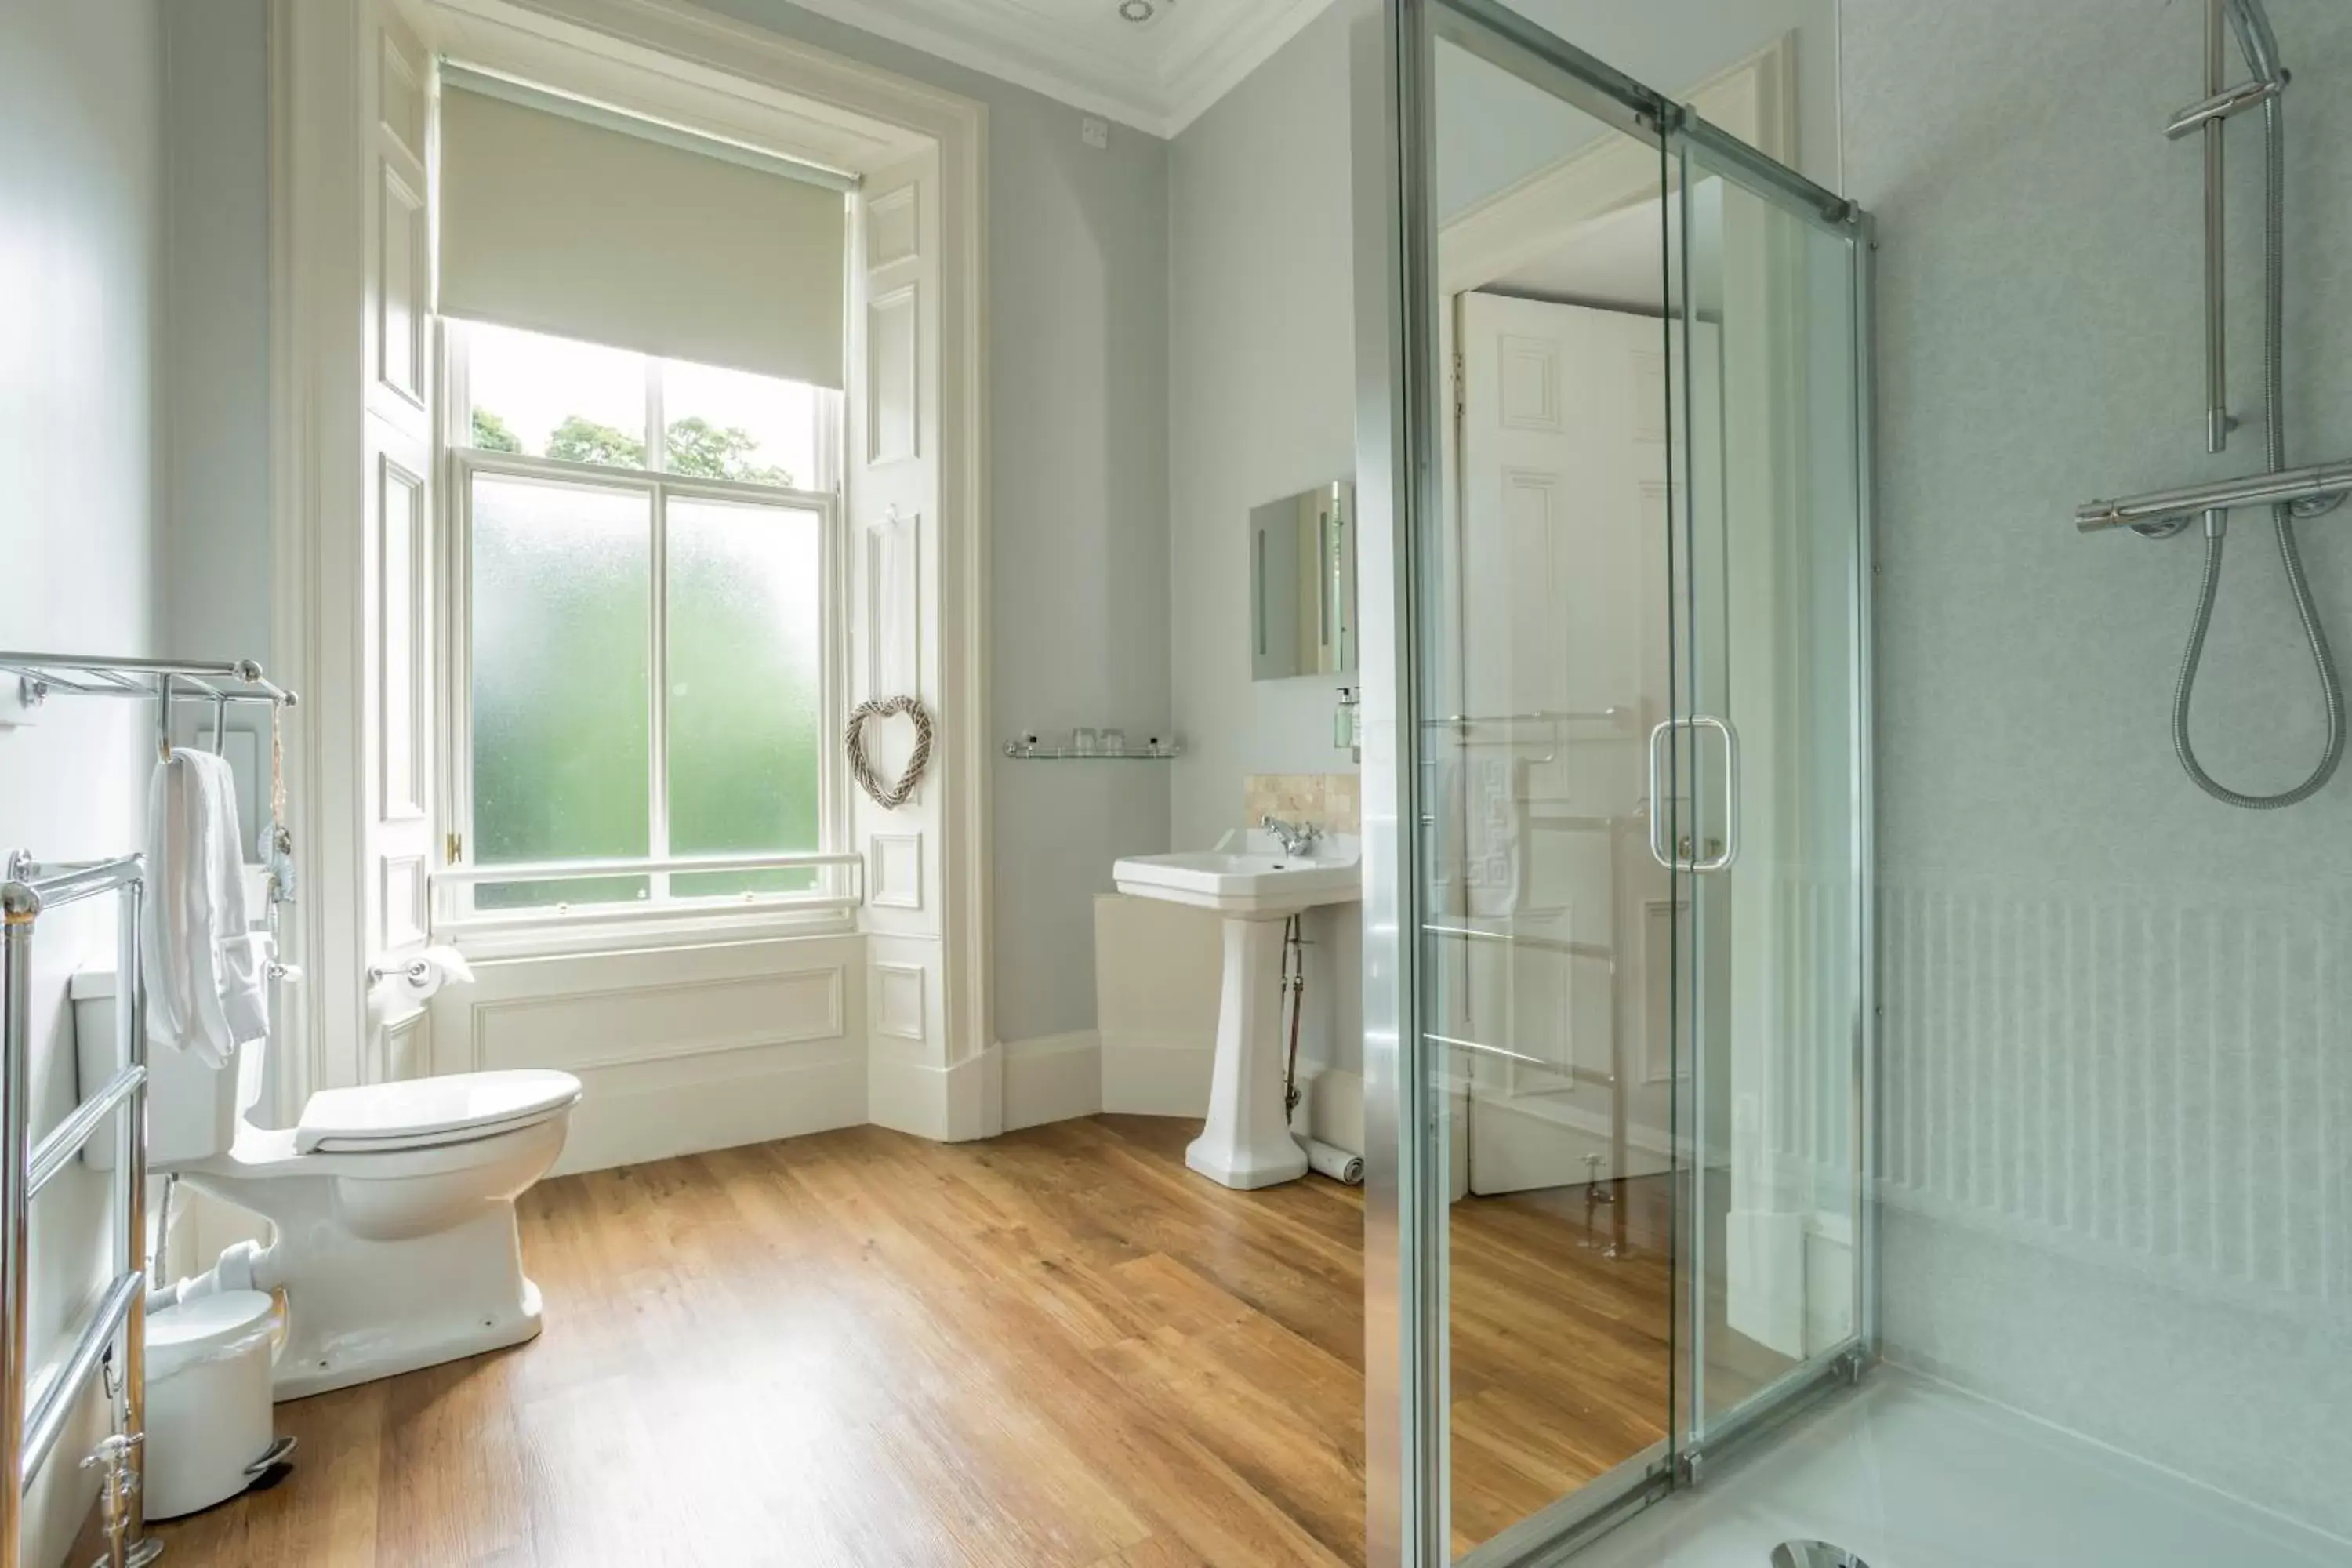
[
  {"left": 2225, "top": 0, "right": 2285, "bottom": 88},
  {"left": 2165, "top": 0, "right": 2287, "bottom": 140}
]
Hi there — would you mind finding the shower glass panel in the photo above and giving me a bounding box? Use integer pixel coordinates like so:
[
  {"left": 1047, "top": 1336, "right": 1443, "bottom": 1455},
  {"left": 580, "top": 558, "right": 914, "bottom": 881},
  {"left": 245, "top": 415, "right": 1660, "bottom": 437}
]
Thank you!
[
  {"left": 1667, "top": 129, "right": 1869, "bottom": 1452},
  {"left": 1358, "top": 2, "right": 1874, "bottom": 1561},
  {"left": 1420, "top": 20, "right": 1681, "bottom": 1563}
]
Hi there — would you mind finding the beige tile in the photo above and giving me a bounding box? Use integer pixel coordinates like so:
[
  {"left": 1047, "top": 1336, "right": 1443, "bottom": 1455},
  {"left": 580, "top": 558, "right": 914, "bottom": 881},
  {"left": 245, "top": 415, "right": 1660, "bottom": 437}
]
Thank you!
[{"left": 1242, "top": 773, "right": 1360, "bottom": 832}]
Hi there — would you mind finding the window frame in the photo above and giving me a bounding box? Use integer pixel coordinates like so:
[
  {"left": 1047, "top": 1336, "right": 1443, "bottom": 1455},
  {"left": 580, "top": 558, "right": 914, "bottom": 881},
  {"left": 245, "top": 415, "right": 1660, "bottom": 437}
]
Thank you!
[{"left": 434, "top": 318, "right": 852, "bottom": 951}]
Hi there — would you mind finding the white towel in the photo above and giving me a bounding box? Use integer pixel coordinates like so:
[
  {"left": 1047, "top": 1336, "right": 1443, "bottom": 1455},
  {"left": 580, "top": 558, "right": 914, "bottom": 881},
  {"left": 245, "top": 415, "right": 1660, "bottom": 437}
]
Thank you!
[
  {"left": 143, "top": 750, "right": 270, "bottom": 1066},
  {"left": 1465, "top": 757, "right": 1524, "bottom": 919}
]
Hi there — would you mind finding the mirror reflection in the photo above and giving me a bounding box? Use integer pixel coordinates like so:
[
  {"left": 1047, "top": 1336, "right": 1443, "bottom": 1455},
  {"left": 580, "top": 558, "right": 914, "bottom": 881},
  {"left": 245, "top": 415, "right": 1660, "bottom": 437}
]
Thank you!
[{"left": 1250, "top": 481, "right": 1356, "bottom": 681}]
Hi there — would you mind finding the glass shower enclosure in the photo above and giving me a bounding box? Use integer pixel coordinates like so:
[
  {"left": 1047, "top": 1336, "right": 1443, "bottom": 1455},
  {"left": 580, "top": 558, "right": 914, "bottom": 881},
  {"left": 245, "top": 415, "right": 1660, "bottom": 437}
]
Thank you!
[{"left": 1352, "top": 1, "right": 1875, "bottom": 1560}]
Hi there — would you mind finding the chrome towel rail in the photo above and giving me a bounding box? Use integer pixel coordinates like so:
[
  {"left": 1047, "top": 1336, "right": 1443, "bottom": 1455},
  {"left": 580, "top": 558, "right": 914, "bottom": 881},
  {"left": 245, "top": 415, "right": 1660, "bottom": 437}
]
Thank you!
[
  {"left": 1, "top": 855, "right": 158, "bottom": 1567},
  {"left": 20, "top": 1273, "right": 143, "bottom": 1488},
  {"left": 0, "top": 652, "right": 297, "bottom": 764}
]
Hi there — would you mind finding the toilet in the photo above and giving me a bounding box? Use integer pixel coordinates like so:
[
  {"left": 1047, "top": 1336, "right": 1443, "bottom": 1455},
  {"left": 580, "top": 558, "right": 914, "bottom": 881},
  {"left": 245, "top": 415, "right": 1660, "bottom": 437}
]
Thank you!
[{"left": 72, "top": 971, "right": 581, "bottom": 1399}]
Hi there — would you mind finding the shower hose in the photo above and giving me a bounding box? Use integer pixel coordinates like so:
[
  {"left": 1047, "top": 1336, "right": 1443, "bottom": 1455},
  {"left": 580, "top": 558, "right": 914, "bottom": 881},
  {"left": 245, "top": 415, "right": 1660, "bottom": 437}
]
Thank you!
[{"left": 2172, "top": 92, "right": 2347, "bottom": 809}]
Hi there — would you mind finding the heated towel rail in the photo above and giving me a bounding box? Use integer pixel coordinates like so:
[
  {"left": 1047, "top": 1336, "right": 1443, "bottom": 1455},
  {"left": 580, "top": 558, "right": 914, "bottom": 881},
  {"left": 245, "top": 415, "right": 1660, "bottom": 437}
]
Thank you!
[
  {"left": 1, "top": 855, "right": 157, "bottom": 1568},
  {"left": 0, "top": 654, "right": 298, "bottom": 1567}
]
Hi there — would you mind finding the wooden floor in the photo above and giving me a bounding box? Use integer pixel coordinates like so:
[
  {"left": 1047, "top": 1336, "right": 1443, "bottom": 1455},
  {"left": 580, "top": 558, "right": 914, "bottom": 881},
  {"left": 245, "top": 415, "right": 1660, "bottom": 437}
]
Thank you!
[{"left": 151, "top": 1116, "right": 1680, "bottom": 1567}]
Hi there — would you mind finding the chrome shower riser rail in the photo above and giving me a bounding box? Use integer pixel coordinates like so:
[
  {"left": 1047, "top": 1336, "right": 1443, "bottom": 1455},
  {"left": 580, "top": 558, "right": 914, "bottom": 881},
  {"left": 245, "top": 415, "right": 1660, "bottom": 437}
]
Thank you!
[
  {"left": 2, "top": 854, "right": 155, "bottom": 1568},
  {"left": 2082, "top": 0, "right": 2347, "bottom": 812},
  {"left": 2074, "top": 456, "right": 2352, "bottom": 532}
]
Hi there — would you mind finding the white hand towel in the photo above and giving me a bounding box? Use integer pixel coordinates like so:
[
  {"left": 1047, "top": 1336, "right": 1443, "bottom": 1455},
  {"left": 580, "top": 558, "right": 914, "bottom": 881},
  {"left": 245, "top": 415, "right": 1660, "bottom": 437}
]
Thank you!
[
  {"left": 143, "top": 750, "right": 264, "bottom": 1066},
  {"left": 219, "top": 931, "right": 276, "bottom": 1046},
  {"left": 1465, "top": 757, "right": 1524, "bottom": 919}
]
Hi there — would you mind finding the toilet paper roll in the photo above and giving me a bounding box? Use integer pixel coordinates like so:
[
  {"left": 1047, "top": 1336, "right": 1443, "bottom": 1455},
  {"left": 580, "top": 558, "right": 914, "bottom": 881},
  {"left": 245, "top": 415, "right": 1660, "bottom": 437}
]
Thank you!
[
  {"left": 1303, "top": 1138, "right": 1363, "bottom": 1186},
  {"left": 372, "top": 945, "right": 476, "bottom": 1002}
]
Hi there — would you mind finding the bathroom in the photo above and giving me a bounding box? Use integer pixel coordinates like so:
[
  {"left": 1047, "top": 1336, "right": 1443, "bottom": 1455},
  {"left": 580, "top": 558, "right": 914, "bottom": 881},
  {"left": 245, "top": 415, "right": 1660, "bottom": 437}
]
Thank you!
[{"left": 3, "top": 0, "right": 2350, "bottom": 1565}]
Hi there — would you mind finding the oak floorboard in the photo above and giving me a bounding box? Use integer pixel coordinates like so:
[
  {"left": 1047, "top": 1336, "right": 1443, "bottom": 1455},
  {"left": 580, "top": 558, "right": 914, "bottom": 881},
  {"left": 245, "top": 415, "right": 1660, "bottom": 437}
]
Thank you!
[{"left": 151, "top": 1116, "right": 1686, "bottom": 1567}]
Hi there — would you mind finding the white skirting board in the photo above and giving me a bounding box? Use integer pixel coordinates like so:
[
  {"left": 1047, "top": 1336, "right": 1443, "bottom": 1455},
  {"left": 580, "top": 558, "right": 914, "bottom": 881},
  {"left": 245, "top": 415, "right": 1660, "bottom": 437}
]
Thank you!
[
  {"left": 1298, "top": 1064, "right": 1364, "bottom": 1156},
  {"left": 1003, "top": 1032, "right": 1102, "bottom": 1131},
  {"left": 557, "top": 1051, "right": 867, "bottom": 1174},
  {"left": 869, "top": 1041, "right": 1000, "bottom": 1142},
  {"left": 1101, "top": 1028, "right": 1215, "bottom": 1116}
]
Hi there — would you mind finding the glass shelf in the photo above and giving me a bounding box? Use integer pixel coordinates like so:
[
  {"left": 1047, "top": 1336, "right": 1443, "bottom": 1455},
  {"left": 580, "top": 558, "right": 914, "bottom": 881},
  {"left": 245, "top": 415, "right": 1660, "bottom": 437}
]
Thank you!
[{"left": 1004, "top": 742, "right": 1183, "bottom": 760}]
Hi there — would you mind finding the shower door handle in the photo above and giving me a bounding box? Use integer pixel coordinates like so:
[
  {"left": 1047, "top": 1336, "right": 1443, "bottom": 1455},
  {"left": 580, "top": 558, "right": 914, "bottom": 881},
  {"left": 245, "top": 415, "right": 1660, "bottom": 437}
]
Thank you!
[
  {"left": 1646, "top": 716, "right": 1741, "bottom": 873},
  {"left": 1687, "top": 714, "right": 1740, "bottom": 873},
  {"left": 1645, "top": 720, "right": 1675, "bottom": 869}
]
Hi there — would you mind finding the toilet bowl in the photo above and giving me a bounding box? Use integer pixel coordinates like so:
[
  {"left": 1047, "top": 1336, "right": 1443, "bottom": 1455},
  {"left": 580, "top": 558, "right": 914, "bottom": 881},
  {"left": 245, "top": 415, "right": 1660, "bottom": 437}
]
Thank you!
[{"left": 72, "top": 971, "right": 582, "bottom": 1399}]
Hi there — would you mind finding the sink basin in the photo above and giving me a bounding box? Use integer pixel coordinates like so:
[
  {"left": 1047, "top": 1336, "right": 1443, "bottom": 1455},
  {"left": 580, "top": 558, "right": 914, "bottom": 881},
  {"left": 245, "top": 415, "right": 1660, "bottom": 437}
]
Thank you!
[
  {"left": 1113, "top": 836, "right": 1360, "bottom": 915},
  {"left": 1112, "top": 831, "right": 1360, "bottom": 1191}
]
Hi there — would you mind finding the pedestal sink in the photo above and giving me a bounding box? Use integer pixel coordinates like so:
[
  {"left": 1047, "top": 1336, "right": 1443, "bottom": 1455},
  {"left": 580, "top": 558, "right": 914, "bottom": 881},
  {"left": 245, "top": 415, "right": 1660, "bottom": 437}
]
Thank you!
[{"left": 1112, "top": 831, "right": 1361, "bottom": 1189}]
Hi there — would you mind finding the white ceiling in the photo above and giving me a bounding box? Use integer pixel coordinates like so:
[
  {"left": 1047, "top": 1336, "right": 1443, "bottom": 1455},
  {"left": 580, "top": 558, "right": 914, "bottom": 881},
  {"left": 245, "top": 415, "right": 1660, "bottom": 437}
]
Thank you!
[
  {"left": 1491, "top": 180, "right": 1725, "bottom": 316},
  {"left": 774, "top": 0, "right": 1338, "bottom": 137}
]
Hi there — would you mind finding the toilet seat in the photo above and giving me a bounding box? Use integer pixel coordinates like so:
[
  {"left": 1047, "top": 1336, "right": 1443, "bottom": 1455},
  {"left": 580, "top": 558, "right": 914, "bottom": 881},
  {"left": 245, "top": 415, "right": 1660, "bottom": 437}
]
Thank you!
[{"left": 295, "top": 1069, "right": 582, "bottom": 1154}]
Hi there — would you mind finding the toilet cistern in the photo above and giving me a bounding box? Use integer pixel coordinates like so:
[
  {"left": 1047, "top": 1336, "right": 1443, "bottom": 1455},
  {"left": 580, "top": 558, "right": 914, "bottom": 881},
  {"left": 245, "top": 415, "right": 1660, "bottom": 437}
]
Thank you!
[{"left": 1113, "top": 828, "right": 1361, "bottom": 1189}]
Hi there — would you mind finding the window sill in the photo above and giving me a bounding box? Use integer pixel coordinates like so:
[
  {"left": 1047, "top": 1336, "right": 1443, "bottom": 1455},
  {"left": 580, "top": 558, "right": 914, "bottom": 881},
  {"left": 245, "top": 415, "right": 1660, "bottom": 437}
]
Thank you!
[{"left": 436, "top": 902, "right": 859, "bottom": 962}]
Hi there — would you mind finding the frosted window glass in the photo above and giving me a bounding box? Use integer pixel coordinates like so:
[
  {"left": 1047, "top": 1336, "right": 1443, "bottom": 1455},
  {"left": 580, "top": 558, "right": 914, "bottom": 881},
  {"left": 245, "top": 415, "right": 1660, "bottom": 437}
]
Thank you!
[
  {"left": 470, "top": 475, "right": 652, "bottom": 907},
  {"left": 665, "top": 499, "right": 824, "bottom": 898}
]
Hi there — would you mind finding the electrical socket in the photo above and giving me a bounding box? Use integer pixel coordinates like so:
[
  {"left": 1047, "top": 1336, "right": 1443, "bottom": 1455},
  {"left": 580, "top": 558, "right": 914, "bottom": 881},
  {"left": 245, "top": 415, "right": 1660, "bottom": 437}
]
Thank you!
[{"left": 1081, "top": 115, "right": 1110, "bottom": 151}]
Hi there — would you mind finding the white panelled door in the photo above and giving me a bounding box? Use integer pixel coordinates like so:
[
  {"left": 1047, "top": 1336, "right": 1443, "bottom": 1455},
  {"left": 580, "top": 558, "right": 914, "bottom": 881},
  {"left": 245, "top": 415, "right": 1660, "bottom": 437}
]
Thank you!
[
  {"left": 1450, "top": 291, "right": 1677, "bottom": 1195},
  {"left": 361, "top": 5, "right": 439, "bottom": 1084},
  {"left": 853, "top": 150, "right": 975, "bottom": 1137},
  {"left": 278, "top": 0, "right": 440, "bottom": 1101}
]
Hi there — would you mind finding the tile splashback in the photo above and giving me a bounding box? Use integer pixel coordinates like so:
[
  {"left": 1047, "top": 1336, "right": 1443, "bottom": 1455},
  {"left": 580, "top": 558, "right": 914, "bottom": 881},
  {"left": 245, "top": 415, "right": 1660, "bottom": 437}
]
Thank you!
[{"left": 1243, "top": 773, "right": 1359, "bottom": 834}]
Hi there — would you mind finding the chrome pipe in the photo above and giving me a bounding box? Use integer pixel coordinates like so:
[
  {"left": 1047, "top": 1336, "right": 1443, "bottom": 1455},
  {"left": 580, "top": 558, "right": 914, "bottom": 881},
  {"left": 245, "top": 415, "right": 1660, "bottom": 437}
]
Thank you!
[
  {"left": 1425, "top": 706, "right": 1632, "bottom": 727},
  {"left": 26, "top": 1066, "right": 144, "bottom": 1198},
  {"left": 0, "top": 651, "right": 294, "bottom": 701},
  {"left": 1422, "top": 923, "right": 1614, "bottom": 963},
  {"left": 18, "top": 1271, "right": 143, "bottom": 1486},
  {"left": 2201, "top": 0, "right": 2230, "bottom": 452},
  {"left": 21, "top": 854, "right": 143, "bottom": 912},
  {"left": 2075, "top": 458, "right": 2352, "bottom": 532},
  {"left": 0, "top": 892, "right": 32, "bottom": 1568},
  {"left": 114, "top": 873, "right": 149, "bottom": 1553}
]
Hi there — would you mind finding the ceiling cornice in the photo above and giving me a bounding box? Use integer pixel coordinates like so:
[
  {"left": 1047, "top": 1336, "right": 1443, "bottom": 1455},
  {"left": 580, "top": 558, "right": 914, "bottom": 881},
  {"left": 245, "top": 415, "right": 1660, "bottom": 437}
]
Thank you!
[
  {"left": 773, "top": 0, "right": 1338, "bottom": 139},
  {"left": 1154, "top": 0, "right": 1334, "bottom": 135}
]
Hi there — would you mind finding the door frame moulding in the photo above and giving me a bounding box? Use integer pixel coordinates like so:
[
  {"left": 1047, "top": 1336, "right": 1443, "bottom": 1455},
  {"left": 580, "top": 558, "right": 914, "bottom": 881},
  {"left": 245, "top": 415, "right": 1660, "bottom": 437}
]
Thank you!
[{"left": 269, "top": 0, "right": 992, "bottom": 1123}]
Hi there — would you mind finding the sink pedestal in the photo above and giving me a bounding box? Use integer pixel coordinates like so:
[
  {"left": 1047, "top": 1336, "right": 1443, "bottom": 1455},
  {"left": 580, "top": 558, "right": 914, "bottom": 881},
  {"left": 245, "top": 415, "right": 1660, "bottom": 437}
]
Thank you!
[
  {"left": 1111, "top": 831, "right": 1359, "bottom": 1192},
  {"left": 1186, "top": 912, "right": 1308, "bottom": 1190}
]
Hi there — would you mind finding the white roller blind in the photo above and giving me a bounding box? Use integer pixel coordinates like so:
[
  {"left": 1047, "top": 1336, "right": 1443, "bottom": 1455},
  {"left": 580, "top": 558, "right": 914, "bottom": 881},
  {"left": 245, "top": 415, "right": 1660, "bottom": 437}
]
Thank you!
[{"left": 440, "top": 81, "right": 846, "bottom": 389}]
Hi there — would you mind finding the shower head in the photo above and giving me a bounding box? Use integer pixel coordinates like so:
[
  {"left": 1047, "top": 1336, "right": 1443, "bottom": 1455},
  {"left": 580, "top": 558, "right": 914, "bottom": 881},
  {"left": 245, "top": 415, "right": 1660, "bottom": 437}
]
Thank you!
[
  {"left": 2224, "top": 0, "right": 2285, "bottom": 89},
  {"left": 2165, "top": 0, "right": 2288, "bottom": 140}
]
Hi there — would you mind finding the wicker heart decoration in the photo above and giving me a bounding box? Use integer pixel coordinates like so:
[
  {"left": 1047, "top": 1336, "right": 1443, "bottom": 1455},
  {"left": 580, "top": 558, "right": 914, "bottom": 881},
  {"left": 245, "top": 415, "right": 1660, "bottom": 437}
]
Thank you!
[{"left": 846, "top": 695, "right": 933, "bottom": 810}]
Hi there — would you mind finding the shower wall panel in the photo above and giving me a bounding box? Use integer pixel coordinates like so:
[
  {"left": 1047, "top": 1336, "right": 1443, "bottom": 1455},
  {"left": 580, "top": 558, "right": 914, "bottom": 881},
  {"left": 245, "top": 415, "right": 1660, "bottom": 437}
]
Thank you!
[{"left": 1846, "top": 0, "right": 2352, "bottom": 1538}]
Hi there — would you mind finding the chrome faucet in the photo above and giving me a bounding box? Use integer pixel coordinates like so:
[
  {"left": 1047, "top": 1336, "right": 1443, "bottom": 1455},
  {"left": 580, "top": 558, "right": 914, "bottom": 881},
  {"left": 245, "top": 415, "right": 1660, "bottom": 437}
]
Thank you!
[{"left": 1261, "top": 815, "right": 1321, "bottom": 857}]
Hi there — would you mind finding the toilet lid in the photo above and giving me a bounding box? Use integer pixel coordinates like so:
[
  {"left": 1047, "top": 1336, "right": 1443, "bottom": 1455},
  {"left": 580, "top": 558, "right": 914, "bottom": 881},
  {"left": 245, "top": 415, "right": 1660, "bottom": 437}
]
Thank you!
[
  {"left": 148, "top": 1290, "right": 275, "bottom": 1378},
  {"left": 296, "top": 1069, "right": 582, "bottom": 1154}
]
